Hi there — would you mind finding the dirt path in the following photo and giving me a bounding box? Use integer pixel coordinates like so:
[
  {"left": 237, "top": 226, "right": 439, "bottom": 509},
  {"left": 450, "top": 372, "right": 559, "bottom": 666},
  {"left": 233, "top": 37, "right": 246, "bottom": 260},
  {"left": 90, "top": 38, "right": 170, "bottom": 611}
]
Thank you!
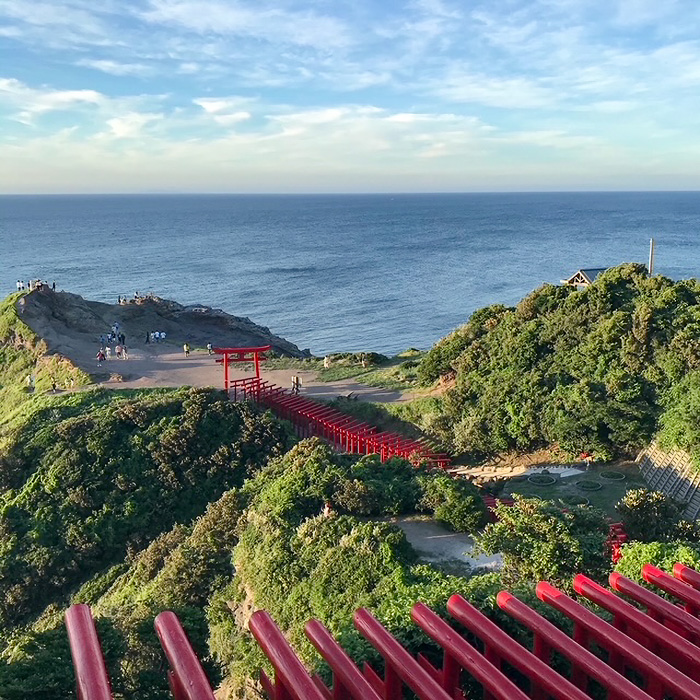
[{"left": 96, "top": 344, "right": 410, "bottom": 402}]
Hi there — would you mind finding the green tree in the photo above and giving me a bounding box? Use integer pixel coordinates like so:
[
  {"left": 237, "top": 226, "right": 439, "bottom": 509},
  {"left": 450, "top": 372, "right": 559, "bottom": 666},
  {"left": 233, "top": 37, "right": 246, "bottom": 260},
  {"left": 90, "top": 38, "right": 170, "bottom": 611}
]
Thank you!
[
  {"left": 475, "top": 496, "right": 610, "bottom": 589},
  {"left": 416, "top": 473, "right": 487, "bottom": 532},
  {"left": 615, "top": 488, "right": 682, "bottom": 542}
]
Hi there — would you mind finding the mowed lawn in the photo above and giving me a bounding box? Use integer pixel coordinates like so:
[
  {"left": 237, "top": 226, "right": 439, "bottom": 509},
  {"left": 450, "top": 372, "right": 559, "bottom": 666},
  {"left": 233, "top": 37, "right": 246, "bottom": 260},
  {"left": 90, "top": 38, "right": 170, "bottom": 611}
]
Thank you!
[{"left": 498, "top": 461, "right": 646, "bottom": 517}]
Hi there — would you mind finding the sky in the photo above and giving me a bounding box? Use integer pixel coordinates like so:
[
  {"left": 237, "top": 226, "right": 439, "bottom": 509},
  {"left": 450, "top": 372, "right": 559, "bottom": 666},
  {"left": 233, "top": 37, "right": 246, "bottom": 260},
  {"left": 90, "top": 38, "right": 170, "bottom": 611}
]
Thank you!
[{"left": 2, "top": 0, "right": 700, "bottom": 193}]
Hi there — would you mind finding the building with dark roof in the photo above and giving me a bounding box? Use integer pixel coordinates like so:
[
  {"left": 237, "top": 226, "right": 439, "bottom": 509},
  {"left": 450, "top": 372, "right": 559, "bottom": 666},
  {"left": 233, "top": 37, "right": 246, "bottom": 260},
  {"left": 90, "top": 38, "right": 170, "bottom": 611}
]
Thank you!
[{"left": 560, "top": 267, "right": 608, "bottom": 288}]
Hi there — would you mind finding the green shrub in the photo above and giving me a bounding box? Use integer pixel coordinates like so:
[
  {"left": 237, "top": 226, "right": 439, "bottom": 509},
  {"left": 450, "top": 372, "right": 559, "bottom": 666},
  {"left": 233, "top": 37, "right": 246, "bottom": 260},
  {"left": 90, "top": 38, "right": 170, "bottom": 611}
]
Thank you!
[
  {"left": 615, "top": 541, "right": 700, "bottom": 583},
  {"left": 414, "top": 265, "right": 700, "bottom": 462},
  {"left": 417, "top": 473, "right": 487, "bottom": 532},
  {"left": 0, "top": 387, "right": 291, "bottom": 628},
  {"left": 616, "top": 488, "right": 682, "bottom": 542},
  {"left": 475, "top": 496, "right": 610, "bottom": 590}
]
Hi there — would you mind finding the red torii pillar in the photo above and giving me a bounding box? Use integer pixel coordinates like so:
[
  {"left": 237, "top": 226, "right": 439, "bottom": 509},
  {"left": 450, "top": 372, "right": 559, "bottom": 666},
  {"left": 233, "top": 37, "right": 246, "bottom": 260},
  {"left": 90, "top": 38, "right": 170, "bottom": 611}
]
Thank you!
[{"left": 214, "top": 345, "right": 271, "bottom": 390}]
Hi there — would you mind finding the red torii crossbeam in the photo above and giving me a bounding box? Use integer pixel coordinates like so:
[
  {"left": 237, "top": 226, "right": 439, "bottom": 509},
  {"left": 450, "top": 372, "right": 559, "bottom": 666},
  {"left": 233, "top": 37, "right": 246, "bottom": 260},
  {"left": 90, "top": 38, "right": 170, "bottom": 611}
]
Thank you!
[{"left": 214, "top": 345, "right": 271, "bottom": 390}]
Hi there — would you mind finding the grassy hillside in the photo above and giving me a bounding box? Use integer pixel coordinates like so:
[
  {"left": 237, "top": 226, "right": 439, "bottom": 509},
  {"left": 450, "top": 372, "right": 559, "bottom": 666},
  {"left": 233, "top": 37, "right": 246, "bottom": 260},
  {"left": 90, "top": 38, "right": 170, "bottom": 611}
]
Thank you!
[
  {"left": 417, "top": 264, "right": 700, "bottom": 463},
  {"left": 0, "top": 292, "right": 90, "bottom": 434},
  {"left": 0, "top": 433, "right": 490, "bottom": 699}
]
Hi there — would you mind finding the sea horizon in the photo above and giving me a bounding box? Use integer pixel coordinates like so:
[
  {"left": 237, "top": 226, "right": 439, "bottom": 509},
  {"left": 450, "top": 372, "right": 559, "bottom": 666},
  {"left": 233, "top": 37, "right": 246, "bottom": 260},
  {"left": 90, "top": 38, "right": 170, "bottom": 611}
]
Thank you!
[{"left": 3, "top": 191, "right": 700, "bottom": 355}]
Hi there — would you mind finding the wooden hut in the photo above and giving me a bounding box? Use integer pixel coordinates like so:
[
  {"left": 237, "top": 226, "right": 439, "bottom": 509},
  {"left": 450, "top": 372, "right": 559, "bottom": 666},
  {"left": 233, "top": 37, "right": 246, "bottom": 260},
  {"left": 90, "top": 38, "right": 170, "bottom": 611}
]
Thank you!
[{"left": 560, "top": 268, "right": 608, "bottom": 289}]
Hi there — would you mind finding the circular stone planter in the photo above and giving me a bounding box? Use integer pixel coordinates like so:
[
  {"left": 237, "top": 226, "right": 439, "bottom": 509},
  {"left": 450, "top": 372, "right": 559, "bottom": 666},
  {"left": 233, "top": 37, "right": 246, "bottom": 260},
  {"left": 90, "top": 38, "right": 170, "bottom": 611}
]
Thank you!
[
  {"left": 599, "top": 470, "right": 626, "bottom": 481},
  {"left": 528, "top": 474, "right": 557, "bottom": 486},
  {"left": 576, "top": 480, "right": 603, "bottom": 491}
]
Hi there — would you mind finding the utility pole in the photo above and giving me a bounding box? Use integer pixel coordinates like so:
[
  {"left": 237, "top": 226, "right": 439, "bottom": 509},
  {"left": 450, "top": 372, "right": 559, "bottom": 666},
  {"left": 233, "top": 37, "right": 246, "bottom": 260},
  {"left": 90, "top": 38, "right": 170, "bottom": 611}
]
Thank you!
[{"left": 648, "top": 238, "right": 655, "bottom": 276}]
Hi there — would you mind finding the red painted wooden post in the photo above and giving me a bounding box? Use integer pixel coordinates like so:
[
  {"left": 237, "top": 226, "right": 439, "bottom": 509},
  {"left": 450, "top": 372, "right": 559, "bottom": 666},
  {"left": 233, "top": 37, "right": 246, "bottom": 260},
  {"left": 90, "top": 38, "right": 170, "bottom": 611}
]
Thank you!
[
  {"left": 353, "top": 608, "right": 452, "bottom": 700},
  {"left": 445, "top": 594, "right": 590, "bottom": 700},
  {"left": 249, "top": 611, "right": 327, "bottom": 700},
  {"left": 643, "top": 564, "right": 700, "bottom": 616},
  {"left": 65, "top": 604, "right": 114, "bottom": 700},
  {"left": 411, "top": 602, "right": 530, "bottom": 700},
  {"left": 536, "top": 581, "right": 700, "bottom": 700},
  {"left": 304, "top": 620, "right": 382, "bottom": 700},
  {"left": 224, "top": 352, "right": 229, "bottom": 390},
  {"left": 496, "top": 591, "right": 652, "bottom": 700},
  {"left": 609, "top": 571, "right": 700, "bottom": 644},
  {"left": 675, "top": 563, "right": 700, "bottom": 591},
  {"left": 154, "top": 611, "right": 216, "bottom": 700},
  {"left": 574, "top": 574, "right": 700, "bottom": 681}
]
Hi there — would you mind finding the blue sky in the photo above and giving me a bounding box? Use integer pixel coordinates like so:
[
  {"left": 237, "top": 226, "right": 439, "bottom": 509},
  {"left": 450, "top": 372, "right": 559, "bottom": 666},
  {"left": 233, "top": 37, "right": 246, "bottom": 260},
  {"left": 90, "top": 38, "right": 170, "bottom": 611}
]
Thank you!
[{"left": 2, "top": 0, "right": 700, "bottom": 193}]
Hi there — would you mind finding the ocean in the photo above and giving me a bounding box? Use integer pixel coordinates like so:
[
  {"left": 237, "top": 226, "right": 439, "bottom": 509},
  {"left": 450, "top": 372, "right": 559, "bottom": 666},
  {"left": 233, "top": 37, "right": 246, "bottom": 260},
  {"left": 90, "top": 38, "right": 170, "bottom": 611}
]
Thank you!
[{"left": 1, "top": 192, "right": 700, "bottom": 355}]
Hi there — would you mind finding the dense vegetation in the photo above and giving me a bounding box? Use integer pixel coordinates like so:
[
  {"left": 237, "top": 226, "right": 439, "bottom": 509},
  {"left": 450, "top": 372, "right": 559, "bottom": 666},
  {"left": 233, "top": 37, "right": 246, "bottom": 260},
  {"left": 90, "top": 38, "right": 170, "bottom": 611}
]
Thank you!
[
  {"left": 476, "top": 496, "right": 610, "bottom": 590},
  {"left": 0, "top": 379, "right": 293, "bottom": 699},
  {"left": 417, "top": 264, "right": 700, "bottom": 463},
  {"left": 4, "top": 272, "right": 700, "bottom": 699},
  {"left": 0, "top": 408, "right": 488, "bottom": 699}
]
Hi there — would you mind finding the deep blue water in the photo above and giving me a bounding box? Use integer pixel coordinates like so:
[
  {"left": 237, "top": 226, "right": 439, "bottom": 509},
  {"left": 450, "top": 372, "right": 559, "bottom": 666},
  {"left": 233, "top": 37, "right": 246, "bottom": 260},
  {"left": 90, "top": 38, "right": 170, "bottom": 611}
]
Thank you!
[{"left": 1, "top": 192, "right": 700, "bottom": 355}]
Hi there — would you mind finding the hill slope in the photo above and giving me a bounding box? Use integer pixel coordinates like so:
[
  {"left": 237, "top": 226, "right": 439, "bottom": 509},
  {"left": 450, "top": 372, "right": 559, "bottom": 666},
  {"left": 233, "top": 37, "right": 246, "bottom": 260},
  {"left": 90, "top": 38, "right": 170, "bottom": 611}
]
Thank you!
[
  {"left": 416, "top": 264, "right": 700, "bottom": 463},
  {"left": 17, "top": 288, "right": 309, "bottom": 369}
]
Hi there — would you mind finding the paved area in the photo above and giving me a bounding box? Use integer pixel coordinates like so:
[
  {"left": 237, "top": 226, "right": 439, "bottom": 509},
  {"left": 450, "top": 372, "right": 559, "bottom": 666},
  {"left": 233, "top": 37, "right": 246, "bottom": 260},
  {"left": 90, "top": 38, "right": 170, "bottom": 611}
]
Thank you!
[{"left": 386, "top": 515, "right": 502, "bottom": 572}]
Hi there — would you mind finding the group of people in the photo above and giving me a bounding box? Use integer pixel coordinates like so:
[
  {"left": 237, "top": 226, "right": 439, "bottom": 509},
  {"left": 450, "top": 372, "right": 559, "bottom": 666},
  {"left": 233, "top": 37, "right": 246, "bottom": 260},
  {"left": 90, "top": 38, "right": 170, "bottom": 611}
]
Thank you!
[
  {"left": 16, "top": 279, "right": 56, "bottom": 292},
  {"left": 96, "top": 321, "right": 128, "bottom": 366},
  {"left": 116, "top": 292, "right": 158, "bottom": 305},
  {"left": 146, "top": 330, "right": 167, "bottom": 343}
]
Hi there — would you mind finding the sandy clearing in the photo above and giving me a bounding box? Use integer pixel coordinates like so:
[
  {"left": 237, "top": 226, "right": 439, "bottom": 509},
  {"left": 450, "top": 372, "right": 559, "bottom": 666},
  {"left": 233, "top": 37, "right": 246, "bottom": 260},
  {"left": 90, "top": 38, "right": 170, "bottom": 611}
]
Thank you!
[
  {"left": 96, "top": 344, "right": 410, "bottom": 402},
  {"left": 386, "top": 515, "right": 502, "bottom": 572}
]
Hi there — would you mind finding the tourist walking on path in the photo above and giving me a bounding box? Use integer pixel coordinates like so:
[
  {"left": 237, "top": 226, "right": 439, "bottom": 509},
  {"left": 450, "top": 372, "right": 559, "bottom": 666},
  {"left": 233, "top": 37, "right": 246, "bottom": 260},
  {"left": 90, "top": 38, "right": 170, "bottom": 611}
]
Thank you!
[
  {"left": 105, "top": 346, "right": 111, "bottom": 360},
  {"left": 183, "top": 343, "right": 190, "bottom": 357},
  {"left": 96, "top": 349, "right": 105, "bottom": 367},
  {"left": 122, "top": 345, "right": 128, "bottom": 360},
  {"left": 207, "top": 342, "right": 213, "bottom": 355}
]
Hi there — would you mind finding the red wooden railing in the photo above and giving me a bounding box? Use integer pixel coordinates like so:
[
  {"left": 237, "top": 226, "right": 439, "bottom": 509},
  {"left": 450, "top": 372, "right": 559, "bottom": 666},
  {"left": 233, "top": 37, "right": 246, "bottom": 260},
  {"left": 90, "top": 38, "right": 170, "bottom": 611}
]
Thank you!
[
  {"left": 154, "top": 611, "right": 217, "bottom": 700},
  {"left": 231, "top": 376, "right": 451, "bottom": 469},
  {"left": 66, "top": 562, "right": 700, "bottom": 699},
  {"left": 64, "top": 604, "right": 113, "bottom": 700}
]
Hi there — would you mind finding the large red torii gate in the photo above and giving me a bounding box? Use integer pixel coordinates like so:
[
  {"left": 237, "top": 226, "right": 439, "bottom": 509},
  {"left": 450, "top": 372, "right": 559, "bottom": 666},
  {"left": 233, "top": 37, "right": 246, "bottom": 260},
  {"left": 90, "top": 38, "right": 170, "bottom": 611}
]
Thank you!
[{"left": 214, "top": 345, "right": 271, "bottom": 390}]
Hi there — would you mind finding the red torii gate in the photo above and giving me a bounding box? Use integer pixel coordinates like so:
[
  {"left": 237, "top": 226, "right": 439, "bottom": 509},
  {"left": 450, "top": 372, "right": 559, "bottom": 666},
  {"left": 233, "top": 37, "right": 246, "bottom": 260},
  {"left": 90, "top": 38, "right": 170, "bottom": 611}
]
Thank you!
[
  {"left": 65, "top": 561, "right": 700, "bottom": 699},
  {"left": 214, "top": 345, "right": 271, "bottom": 391}
]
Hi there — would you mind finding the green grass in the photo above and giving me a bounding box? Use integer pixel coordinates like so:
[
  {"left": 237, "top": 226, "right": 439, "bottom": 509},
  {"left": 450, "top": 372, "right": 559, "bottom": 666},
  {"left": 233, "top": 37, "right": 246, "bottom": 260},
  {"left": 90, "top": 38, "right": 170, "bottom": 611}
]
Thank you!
[
  {"left": 497, "top": 462, "right": 646, "bottom": 517},
  {"left": 264, "top": 350, "right": 427, "bottom": 391},
  {"left": 326, "top": 395, "right": 446, "bottom": 448}
]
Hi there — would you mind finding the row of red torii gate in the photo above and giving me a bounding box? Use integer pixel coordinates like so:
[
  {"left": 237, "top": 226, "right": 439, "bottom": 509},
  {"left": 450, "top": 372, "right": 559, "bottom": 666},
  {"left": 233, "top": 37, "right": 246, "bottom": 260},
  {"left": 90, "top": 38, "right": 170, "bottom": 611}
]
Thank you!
[{"left": 214, "top": 345, "right": 451, "bottom": 469}]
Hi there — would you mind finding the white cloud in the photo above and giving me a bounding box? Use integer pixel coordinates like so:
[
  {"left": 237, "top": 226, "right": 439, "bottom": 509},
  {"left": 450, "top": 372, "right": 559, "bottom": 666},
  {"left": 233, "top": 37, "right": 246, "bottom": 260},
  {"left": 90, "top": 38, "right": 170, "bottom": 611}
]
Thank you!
[
  {"left": 103, "top": 112, "right": 164, "bottom": 138},
  {"left": 76, "top": 59, "right": 152, "bottom": 77},
  {"left": 0, "top": 77, "right": 104, "bottom": 123},
  {"left": 140, "top": 0, "right": 352, "bottom": 50},
  {"left": 193, "top": 97, "right": 252, "bottom": 114},
  {"left": 193, "top": 97, "right": 254, "bottom": 127},
  {"left": 432, "top": 72, "right": 555, "bottom": 109}
]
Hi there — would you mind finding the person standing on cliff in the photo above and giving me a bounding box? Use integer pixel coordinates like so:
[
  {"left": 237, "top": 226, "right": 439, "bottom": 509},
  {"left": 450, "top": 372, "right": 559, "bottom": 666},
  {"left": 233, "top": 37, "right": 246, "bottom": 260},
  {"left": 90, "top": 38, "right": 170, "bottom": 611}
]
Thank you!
[{"left": 183, "top": 343, "right": 190, "bottom": 357}]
